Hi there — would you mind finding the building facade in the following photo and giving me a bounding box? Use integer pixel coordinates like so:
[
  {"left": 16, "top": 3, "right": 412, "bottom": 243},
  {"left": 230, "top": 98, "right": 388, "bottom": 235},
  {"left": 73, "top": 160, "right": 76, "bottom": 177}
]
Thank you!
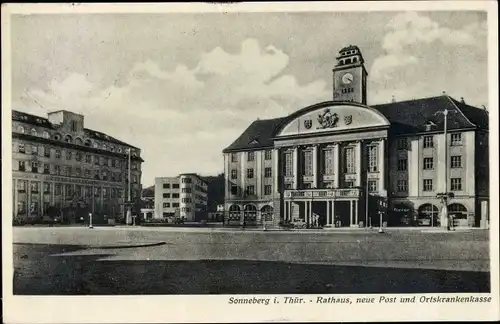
[
  {"left": 12, "top": 110, "right": 144, "bottom": 223},
  {"left": 222, "top": 45, "right": 489, "bottom": 228},
  {"left": 154, "top": 174, "right": 208, "bottom": 221}
]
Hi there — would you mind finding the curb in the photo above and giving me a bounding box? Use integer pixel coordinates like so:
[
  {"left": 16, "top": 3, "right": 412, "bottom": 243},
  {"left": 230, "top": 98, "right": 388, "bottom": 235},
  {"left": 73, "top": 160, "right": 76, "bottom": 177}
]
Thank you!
[{"left": 84, "top": 241, "right": 166, "bottom": 249}]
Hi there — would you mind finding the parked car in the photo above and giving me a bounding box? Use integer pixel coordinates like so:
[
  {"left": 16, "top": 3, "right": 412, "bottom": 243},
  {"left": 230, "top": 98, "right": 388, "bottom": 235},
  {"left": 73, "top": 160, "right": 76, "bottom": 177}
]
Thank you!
[{"left": 291, "top": 218, "right": 306, "bottom": 229}]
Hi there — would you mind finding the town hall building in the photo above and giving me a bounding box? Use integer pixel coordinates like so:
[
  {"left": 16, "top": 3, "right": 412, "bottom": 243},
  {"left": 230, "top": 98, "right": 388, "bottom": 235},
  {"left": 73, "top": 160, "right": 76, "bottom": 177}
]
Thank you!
[{"left": 222, "top": 45, "right": 489, "bottom": 228}]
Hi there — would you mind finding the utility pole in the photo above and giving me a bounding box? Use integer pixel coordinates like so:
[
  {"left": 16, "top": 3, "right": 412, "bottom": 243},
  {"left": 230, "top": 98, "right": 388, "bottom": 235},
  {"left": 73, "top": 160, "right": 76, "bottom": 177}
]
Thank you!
[
  {"left": 435, "top": 108, "right": 457, "bottom": 230},
  {"left": 126, "top": 148, "right": 132, "bottom": 225}
]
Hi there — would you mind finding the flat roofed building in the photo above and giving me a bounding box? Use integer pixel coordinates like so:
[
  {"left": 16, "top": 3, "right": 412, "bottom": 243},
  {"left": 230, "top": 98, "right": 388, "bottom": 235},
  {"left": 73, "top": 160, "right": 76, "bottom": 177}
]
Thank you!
[
  {"left": 154, "top": 173, "right": 208, "bottom": 221},
  {"left": 222, "top": 45, "right": 489, "bottom": 229}
]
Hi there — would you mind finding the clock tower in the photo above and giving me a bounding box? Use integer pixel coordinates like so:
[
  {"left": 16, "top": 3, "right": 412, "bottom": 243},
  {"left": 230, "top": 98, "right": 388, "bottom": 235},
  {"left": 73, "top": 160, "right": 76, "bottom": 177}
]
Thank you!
[{"left": 332, "top": 45, "right": 368, "bottom": 105}]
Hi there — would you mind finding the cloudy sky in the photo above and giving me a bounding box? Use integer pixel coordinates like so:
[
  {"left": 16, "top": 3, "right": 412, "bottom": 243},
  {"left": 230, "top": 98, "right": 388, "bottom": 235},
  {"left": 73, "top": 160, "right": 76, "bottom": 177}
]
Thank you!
[{"left": 10, "top": 10, "right": 488, "bottom": 186}]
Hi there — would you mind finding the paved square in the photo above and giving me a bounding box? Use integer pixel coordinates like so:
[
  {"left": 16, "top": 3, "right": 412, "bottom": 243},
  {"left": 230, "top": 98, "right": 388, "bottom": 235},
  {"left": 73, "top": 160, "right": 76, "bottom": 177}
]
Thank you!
[{"left": 12, "top": 227, "right": 490, "bottom": 294}]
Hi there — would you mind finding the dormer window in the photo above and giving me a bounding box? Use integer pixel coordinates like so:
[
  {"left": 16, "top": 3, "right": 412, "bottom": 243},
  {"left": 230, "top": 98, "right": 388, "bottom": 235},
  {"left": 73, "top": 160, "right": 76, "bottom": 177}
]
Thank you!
[
  {"left": 17, "top": 126, "right": 25, "bottom": 133},
  {"left": 31, "top": 128, "right": 37, "bottom": 136},
  {"left": 42, "top": 131, "right": 50, "bottom": 139},
  {"left": 64, "top": 135, "right": 72, "bottom": 143},
  {"left": 84, "top": 139, "right": 92, "bottom": 147},
  {"left": 71, "top": 120, "right": 78, "bottom": 132},
  {"left": 423, "top": 120, "right": 436, "bottom": 131},
  {"left": 102, "top": 144, "right": 107, "bottom": 150}
]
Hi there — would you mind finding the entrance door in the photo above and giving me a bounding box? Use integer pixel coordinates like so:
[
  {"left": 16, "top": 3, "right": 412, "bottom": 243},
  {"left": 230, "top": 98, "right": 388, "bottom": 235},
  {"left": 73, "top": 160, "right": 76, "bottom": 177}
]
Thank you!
[{"left": 334, "top": 201, "right": 350, "bottom": 227}]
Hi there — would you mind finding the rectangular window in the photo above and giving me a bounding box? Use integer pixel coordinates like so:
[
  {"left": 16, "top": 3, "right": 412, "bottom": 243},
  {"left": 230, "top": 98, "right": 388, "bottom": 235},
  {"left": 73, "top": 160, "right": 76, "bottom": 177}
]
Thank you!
[
  {"left": 284, "top": 152, "right": 293, "bottom": 176},
  {"left": 397, "top": 138, "right": 408, "bottom": 150},
  {"left": 18, "top": 143, "right": 25, "bottom": 153},
  {"left": 66, "top": 151, "right": 72, "bottom": 160},
  {"left": 231, "top": 153, "right": 238, "bottom": 163},
  {"left": 344, "top": 147, "right": 355, "bottom": 173},
  {"left": 44, "top": 147, "right": 51, "bottom": 157},
  {"left": 182, "top": 177, "right": 192, "bottom": 183},
  {"left": 264, "top": 167, "right": 272, "bottom": 178},
  {"left": 85, "top": 169, "right": 90, "bottom": 178},
  {"left": 368, "top": 180, "right": 378, "bottom": 192},
  {"left": 71, "top": 120, "right": 77, "bottom": 132},
  {"left": 30, "top": 181, "right": 39, "bottom": 193},
  {"left": 451, "top": 156, "right": 462, "bottom": 168},
  {"left": 181, "top": 188, "right": 192, "bottom": 193},
  {"left": 172, "top": 193, "right": 179, "bottom": 198},
  {"left": 423, "top": 179, "right": 433, "bottom": 191},
  {"left": 451, "top": 133, "right": 462, "bottom": 146},
  {"left": 324, "top": 149, "right": 334, "bottom": 175},
  {"left": 397, "top": 158, "right": 408, "bottom": 171},
  {"left": 172, "top": 184, "right": 180, "bottom": 189},
  {"left": 32, "top": 145, "right": 38, "bottom": 155},
  {"left": 163, "top": 183, "right": 170, "bottom": 189},
  {"left": 230, "top": 185, "right": 238, "bottom": 195},
  {"left": 76, "top": 152, "right": 82, "bottom": 161},
  {"left": 264, "top": 185, "right": 272, "bottom": 195},
  {"left": 247, "top": 168, "right": 254, "bottom": 179},
  {"left": 55, "top": 184, "right": 62, "bottom": 195},
  {"left": 345, "top": 181, "right": 355, "bottom": 188},
  {"left": 66, "top": 184, "right": 73, "bottom": 197},
  {"left": 55, "top": 150, "right": 61, "bottom": 159},
  {"left": 397, "top": 180, "right": 408, "bottom": 192},
  {"left": 31, "top": 161, "right": 38, "bottom": 173},
  {"left": 284, "top": 183, "right": 293, "bottom": 189},
  {"left": 43, "top": 163, "right": 50, "bottom": 174},
  {"left": 231, "top": 169, "right": 238, "bottom": 179},
  {"left": 163, "top": 193, "right": 170, "bottom": 198},
  {"left": 172, "top": 203, "right": 180, "bottom": 208},
  {"left": 163, "top": 203, "right": 170, "bottom": 208},
  {"left": 303, "top": 183, "right": 312, "bottom": 189},
  {"left": 423, "top": 136, "right": 434, "bottom": 148},
  {"left": 18, "top": 180, "right": 26, "bottom": 192},
  {"left": 246, "top": 151, "right": 254, "bottom": 162},
  {"left": 55, "top": 165, "right": 61, "bottom": 175},
  {"left": 18, "top": 160, "right": 26, "bottom": 171},
  {"left": 367, "top": 145, "right": 378, "bottom": 172},
  {"left": 246, "top": 185, "right": 255, "bottom": 195},
  {"left": 265, "top": 150, "right": 272, "bottom": 160},
  {"left": 303, "top": 150, "right": 313, "bottom": 176},
  {"left": 451, "top": 178, "right": 462, "bottom": 191},
  {"left": 43, "top": 183, "right": 51, "bottom": 194},
  {"left": 423, "top": 157, "right": 434, "bottom": 170}
]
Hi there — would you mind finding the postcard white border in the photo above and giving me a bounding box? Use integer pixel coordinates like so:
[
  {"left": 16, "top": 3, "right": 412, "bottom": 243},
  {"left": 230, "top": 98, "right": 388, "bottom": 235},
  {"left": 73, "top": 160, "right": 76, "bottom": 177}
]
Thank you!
[{"left": 2, "top": 1, "right": 499, "bottom": 323}]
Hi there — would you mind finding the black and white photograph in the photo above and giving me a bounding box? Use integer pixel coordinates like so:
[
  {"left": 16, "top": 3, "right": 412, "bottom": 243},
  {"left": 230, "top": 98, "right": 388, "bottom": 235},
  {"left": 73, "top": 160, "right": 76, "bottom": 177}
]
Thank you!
[{"left": 2, "top": 2, "right": 498, "bottom": 323}]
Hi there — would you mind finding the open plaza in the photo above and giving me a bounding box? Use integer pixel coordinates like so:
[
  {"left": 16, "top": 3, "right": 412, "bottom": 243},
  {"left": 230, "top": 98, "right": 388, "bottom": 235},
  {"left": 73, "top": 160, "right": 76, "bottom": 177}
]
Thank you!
[{"left": 12, "top": 226, "right": 490, "bottom": 295}]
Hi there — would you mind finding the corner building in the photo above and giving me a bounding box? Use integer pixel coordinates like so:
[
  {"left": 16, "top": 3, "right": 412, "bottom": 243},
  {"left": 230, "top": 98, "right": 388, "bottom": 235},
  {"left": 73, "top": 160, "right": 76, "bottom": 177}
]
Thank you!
[
  {"left": 222, "top": 45, "right": 489, "bottom": 228},
  {"left": 12, "top": 110, "right": 144, "bottom": 223}
]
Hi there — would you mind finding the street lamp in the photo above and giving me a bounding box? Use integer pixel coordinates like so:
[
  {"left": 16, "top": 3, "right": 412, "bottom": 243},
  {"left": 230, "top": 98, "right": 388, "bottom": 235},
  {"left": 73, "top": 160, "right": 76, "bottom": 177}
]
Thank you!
[
  {"left": 125, "top": 148, "right": 132, "bottom": 225},
  {"left": 434, "top": 108, "right": 457, "bottom": 230}
]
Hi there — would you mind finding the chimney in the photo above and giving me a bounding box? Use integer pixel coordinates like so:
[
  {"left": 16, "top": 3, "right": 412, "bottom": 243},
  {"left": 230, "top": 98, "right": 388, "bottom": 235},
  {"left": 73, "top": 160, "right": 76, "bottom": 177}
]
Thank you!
[
  {"left": 391, "top": 95, "right": 396, "bottom": 103},
  {"left": 461, "top": 97, "right": 465, "bottom": 103}
]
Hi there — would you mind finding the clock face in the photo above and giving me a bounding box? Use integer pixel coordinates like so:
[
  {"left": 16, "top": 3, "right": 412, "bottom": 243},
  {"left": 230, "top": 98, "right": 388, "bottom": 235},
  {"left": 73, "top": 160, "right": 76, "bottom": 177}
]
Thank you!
[{"left": 342, "top": 73, "right": 354, "bottom": 84}]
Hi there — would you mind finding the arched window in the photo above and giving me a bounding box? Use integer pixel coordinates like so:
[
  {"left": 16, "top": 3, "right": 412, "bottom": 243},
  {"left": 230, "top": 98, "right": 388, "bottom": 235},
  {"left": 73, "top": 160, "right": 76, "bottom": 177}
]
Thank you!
[
  {"left": 353, "top": 57, "right": 358, "bottom": 63},
  {"left": 261, "top": 205, "right": 274, "bottom": 222},
  {"left": 84, "top": 139, "right": 92, "bottom": 147},
  {"left": 448, "top": 204, "right": 468, "bottom": 219},
  {"left": 64, "top": 135, "right": 73, "bottom": 143},
  {"left": 417, "top": 204, "right": 439, "bottom": 227},
  {"left": 75, "top": 137, "right": 83, "bottom": 145},
  {"left": 42, "top": 131, "right": 50, "bottom": 139},
  {"left": 102, "top": 144, "right": 107, "bottom": 150},
  {"left": 31, "top": 128, "right": 37, "bottom": 136},
  {"left": 228, "top": 204, "right": 241, "bottom": 221},
  {"left": 18, "top": 126, "right": 25, "bottom": 133},
  {"left": 244, "top": 204, "right": 257, "bottom": 221}
]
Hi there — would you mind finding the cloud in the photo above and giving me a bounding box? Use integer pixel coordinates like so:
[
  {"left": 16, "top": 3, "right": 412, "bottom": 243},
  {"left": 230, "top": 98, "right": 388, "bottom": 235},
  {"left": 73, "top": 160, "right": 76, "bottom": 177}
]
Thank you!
[
  {"left": 369, "top": 12, "right": 488, "bottom": 106},
  {"left": 371, "top": 12, "right": 487, "bottom": 81},
  {"left": 15, "top": 38, "right": 330, "bottom": 185}
]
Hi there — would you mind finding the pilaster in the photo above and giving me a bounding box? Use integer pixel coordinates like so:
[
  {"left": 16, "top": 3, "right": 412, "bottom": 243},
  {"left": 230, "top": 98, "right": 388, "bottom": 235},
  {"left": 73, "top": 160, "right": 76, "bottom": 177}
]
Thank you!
[
  {"left": 292, "top": 147, "right": 298, "bottom": 189},
  {"left": 312, "top": 145, "right": 318, "bottom": 188},
  {"left": 355, "top": 141, "right": 362, "bottom": 186}
]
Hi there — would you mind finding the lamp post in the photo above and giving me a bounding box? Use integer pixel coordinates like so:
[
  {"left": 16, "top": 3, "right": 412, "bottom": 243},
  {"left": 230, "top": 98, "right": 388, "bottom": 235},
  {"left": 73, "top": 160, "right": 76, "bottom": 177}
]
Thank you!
[
  {"left": 125, "top": 148, "right": 132, "bottom": 225},
  {"left": 435, "top": 108, "right": 457, "bottom": 230},
  {"left": 88, "top": 212, "right": 93, "bottom": 229}
]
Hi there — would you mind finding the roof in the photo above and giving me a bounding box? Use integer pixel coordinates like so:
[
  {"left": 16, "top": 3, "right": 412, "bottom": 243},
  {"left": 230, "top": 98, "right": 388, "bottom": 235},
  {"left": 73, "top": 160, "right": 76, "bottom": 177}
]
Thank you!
[
  {"left": 339, "top": 45, "right": 360, "bottom": 52},
  {"left": 223, "top": 95, "right": 489, "bottom": 152},
  {"left": 12, "top": 110, "right": 138, "bottom": 149},
  {"left": 372, "top": 95, "right": 488, "bottom": 134},
  {"left": 222, "top": 117, "right": 284, "bottom": 153}
]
